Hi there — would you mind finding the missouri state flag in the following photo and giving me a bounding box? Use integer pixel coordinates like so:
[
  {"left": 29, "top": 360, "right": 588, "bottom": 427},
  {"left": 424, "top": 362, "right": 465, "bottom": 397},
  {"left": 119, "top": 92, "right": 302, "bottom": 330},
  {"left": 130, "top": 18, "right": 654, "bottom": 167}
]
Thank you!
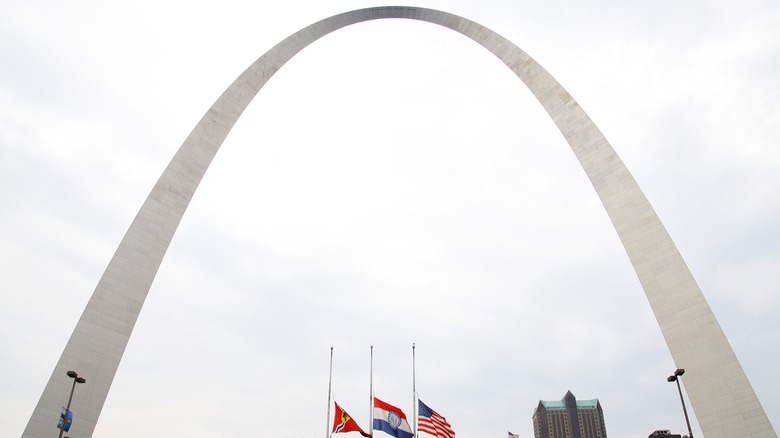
[
  {"left": 373, "top": 397, "right": 413, "bottom": 438},
  {"left": 332, "top": 402, "right": 371, "bottom": 437}
]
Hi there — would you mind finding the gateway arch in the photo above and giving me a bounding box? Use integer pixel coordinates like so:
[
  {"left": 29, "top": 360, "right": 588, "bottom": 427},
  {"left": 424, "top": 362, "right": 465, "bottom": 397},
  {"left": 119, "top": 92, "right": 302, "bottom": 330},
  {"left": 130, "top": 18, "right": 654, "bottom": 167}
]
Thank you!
[{"left": 23, "top": 6, "right": 776, "bottom": 438}]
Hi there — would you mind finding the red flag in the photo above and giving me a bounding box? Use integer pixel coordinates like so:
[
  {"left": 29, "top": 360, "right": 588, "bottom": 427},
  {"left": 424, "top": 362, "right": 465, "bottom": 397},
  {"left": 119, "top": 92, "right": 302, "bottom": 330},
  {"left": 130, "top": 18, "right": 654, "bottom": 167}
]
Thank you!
[{"left": 333, "top": 401, "right": 372, "bottom": 437}]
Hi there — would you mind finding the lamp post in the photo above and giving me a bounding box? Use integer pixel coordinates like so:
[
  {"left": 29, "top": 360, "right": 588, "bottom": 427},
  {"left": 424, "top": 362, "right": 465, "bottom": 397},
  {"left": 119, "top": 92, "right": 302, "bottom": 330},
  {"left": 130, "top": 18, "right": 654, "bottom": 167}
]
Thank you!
[
  {"left": 59, "top": 370, "right": 86, "bottom": 438},
  {"left": 667, "top": 368, "right": 693, "bottom": 438}
]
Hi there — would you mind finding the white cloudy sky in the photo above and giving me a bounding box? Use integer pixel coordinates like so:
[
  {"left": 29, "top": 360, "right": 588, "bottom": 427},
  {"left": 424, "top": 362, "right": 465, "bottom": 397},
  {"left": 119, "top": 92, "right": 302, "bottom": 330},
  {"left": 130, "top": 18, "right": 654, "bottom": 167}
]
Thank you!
[{"left": 1, "top": 0, "right": 778, "bottom": 437}]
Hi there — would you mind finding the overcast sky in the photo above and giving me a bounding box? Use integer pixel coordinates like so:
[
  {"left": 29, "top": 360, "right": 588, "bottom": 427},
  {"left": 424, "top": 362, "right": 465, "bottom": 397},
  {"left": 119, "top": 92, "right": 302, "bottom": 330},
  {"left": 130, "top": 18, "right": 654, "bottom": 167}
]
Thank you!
[{"left": 1, "top": 1, "right": 778, "bottom": 437}]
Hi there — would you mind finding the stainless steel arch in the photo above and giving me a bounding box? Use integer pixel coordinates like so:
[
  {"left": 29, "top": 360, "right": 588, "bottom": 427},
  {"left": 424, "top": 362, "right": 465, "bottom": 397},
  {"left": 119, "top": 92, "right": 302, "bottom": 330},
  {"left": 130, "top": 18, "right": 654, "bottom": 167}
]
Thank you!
[{"left": 23, "top": 6, "right": 776, "bottom": 438}]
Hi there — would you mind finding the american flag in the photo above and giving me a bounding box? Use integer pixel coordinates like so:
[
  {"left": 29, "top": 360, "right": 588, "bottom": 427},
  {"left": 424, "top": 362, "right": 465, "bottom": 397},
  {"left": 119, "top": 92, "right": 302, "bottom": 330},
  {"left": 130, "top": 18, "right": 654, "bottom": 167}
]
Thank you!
[
  {"left": 509, "top": 432, "right": 520, "bottom": 438},
  {"left": 417, "top": 399, "right": 455, "bottom": 438}
]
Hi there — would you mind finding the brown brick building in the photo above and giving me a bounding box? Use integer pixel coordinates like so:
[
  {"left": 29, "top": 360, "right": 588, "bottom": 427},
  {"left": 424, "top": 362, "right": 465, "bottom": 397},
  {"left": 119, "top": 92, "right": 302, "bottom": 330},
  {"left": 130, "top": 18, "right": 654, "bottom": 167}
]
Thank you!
[{"left": 532, "top": 391, "right": 607, "bottom": 438}]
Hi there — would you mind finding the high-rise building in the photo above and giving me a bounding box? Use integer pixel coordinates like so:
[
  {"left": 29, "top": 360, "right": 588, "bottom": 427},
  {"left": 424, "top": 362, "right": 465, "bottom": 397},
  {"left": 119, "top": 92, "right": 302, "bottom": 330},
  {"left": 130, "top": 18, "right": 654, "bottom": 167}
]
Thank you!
[{"left": 532, "top": 390, "right": 607, "bottom": 438}]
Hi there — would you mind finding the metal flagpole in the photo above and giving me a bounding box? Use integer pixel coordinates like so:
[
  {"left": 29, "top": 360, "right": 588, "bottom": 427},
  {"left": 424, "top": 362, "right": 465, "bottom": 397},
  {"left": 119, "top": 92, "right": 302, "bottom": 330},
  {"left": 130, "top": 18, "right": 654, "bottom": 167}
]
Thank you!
[
  {"left": 412, "top": 343, "right": 417, "bottom": 438},
  {"left": 369, "top": 345, "right": 374, "bottom": 437},
  {"left": 326, "top": 346, "right": 333, "bottom": 438}
]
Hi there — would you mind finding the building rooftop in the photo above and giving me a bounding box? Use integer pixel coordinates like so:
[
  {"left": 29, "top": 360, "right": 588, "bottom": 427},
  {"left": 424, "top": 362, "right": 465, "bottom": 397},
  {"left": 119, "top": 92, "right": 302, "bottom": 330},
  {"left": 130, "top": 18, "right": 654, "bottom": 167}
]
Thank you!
[
  {"left": 540, "top": 398, "right": 599, "bottom": 410},
  {"left": 533, "top": 390, "right": 601, "bottom": 416}
]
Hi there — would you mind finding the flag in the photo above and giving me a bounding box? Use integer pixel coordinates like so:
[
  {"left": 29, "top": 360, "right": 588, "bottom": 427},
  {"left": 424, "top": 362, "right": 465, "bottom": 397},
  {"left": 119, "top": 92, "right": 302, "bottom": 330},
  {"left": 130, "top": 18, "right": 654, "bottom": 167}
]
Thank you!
[
  {"left": 417, "top": 399, "right": 455, "bottom": 438},
  {"left": 333, "top": 402, "right": 371, "bottom": 437},
  {"left": 509, "top": 432, "right": 520, "bottom": 438},
  {"left": 373, "top": 397, "right": 413, "bottom": 438}
]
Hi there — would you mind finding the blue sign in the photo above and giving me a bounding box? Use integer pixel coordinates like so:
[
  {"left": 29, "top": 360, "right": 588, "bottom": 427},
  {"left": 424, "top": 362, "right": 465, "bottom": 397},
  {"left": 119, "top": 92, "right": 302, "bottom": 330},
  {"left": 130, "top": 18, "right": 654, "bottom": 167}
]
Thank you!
[{"left": 57, "top": 407, "right": 73, "bottom": 432}]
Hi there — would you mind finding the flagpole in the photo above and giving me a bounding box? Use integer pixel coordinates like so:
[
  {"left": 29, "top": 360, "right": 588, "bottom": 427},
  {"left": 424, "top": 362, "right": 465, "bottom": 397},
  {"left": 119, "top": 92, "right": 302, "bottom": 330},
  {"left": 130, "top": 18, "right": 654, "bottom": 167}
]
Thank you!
[
  {"left": 369, "top": 345, "right": 374, "bottom": 437},
  {"left": 412, "top": 342, "right": 417, "bottom": 438},
  {"left": 327, "top": 346, "right": 333, "bottom": 438}
]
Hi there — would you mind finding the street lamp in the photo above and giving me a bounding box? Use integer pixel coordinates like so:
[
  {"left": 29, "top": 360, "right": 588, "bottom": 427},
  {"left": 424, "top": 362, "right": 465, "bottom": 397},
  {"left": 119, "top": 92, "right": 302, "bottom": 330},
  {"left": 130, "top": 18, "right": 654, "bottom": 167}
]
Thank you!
[
  {"left": 667, "top": 368, "right": 693, "bottom": 438},
  {"left": 59, "top": 370, "right": 86, "bottom": 438}
]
